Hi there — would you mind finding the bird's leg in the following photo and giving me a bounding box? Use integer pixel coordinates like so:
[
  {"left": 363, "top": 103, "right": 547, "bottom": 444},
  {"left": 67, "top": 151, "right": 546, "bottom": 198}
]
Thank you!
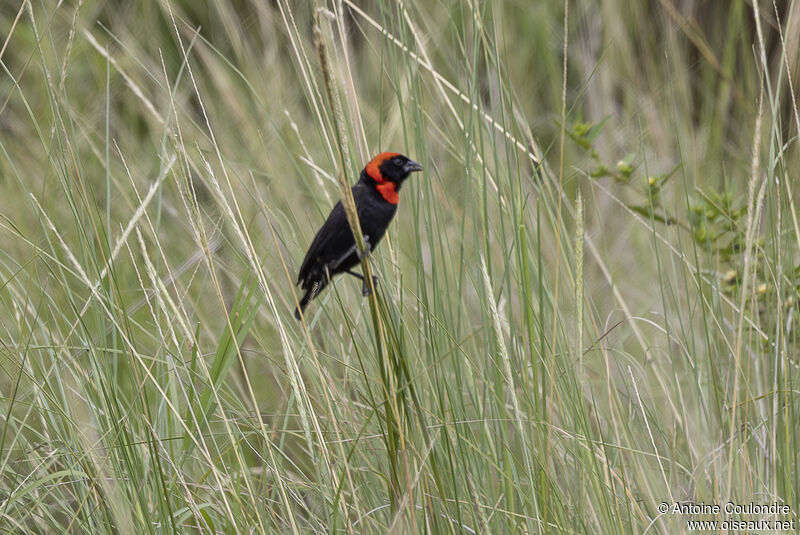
[
  {"left": 356, "top": 237, "right": 375, "bottom": 296},
  {"left": 330, "top": 236, "right": 372, "bottom": 271},
  {"left": 344, "top": 269, "right": 364, "bottom": 282},
  {"left": 330, "top": 244, "right": 357, "bottom": 270},
  {"left": 344, "top": 270, "right": 379, "bottom": 296}
]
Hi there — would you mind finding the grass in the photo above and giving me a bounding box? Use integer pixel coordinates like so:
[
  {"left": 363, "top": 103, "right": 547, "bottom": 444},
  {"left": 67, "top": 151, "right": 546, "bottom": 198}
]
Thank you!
[{"left": 0, "top": 0, "right": 798, "bottom": 533}]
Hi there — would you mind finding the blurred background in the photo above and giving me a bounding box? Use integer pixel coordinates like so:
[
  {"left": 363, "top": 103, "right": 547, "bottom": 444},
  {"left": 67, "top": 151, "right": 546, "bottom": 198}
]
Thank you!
[{"left": 0, "top": 1, "right": 797, "bottom": 533}]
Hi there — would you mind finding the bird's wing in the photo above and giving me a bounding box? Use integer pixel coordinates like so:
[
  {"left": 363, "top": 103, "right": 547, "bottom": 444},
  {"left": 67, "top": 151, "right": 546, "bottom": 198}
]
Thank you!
[{"left": 296, "top": 200, "right": 353, "bottom": 284}]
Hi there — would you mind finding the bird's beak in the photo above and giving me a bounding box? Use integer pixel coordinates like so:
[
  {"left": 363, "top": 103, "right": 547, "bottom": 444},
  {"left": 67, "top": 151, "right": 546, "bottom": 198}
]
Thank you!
[{"left": 404, "top": 159, "right": 423, "bottom": 173}]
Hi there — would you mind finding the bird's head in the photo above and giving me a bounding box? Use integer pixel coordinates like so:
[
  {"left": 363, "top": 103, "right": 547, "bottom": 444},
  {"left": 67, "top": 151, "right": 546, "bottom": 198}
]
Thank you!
[
  {"left": 365, "top": 152, "right": 422, "bottom": 185},
  {"left": 363, "top": 152, "right": 422, "bottom": 205}
]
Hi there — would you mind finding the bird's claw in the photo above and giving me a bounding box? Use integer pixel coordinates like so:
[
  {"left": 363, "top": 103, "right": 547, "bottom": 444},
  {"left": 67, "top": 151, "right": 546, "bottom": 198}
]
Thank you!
[{"left": 362, "top": 275, "right": 379, "bottom": 296}]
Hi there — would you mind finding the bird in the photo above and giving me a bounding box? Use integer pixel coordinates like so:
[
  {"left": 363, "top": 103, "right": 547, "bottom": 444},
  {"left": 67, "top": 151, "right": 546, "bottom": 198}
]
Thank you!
[{"left": 294, "top": 152, "right": 422, "bottom": 319}]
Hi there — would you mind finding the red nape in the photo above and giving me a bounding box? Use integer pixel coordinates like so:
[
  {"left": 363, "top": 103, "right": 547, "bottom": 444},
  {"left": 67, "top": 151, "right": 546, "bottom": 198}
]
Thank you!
[
  {"left": 375, "top": 182, "right": 399, "bottom": 204},
  {"left": 365, "top": 152, "right": 400, "bottom": 183}
]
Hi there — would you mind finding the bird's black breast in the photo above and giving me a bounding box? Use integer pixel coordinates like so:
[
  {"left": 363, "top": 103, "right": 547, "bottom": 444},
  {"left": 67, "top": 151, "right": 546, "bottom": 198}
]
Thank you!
[{"left": 354, "top": 182, "right": 398, "bottom": 246}]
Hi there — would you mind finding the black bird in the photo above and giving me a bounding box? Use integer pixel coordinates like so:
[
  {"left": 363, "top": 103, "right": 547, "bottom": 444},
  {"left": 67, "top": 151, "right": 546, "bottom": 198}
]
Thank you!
[{"left": 295, "top": 152, "right": 422, "bottom": 319}]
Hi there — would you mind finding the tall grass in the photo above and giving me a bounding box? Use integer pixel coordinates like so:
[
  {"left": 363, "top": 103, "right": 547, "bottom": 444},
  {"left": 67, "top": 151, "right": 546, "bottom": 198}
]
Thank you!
[{"left": 0, "top": 0, "right": 798, "bottom": 533}]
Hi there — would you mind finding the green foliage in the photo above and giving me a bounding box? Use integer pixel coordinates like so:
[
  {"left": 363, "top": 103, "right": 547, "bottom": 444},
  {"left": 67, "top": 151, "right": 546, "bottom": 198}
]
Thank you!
[{"left": 570, "top": 115, "right": 798, "bottom": 358}]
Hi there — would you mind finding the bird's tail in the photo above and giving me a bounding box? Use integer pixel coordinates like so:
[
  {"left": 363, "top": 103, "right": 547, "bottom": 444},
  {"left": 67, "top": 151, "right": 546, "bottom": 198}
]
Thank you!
[
  {"left": 294, "top": 292, "right": 311, "bottom": 320},
  {"left": 294, "top": 278, "right": 326, "bottom": 320}
]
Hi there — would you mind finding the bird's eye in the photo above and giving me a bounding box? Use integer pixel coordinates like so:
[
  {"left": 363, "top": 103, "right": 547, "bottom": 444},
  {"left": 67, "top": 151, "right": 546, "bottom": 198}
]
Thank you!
[{"left": 393, "top": 157, "right": 403, "bottom": 165}]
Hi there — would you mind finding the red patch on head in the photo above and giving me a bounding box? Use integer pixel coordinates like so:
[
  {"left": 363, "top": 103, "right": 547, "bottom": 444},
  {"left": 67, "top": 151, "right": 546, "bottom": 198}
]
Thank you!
[
  {"left": 365, "top": 152, "right": 401, "bottom": 183},
  {"left": 375, "top": 182, "right": 399, "bottom": 204}
]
